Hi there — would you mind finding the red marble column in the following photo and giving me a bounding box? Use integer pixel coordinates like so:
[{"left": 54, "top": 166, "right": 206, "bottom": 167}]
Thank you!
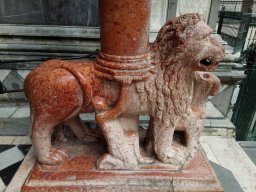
[
  {"left": 95, "top": 0, "right": 154, "bottom": 83},
  {"left": 93, "top": 0, "right": 154, "bottom": 146},
  {"left": 100, "top": 0, "right": 151, "bottom": 56}
]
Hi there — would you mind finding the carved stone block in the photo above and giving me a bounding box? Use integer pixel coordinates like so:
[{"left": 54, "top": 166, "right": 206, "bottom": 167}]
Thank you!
[{"left": 22, "top": 130, "right": 223, "bottom": 192}]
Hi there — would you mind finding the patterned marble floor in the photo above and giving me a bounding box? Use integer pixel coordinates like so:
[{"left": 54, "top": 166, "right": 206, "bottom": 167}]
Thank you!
[
  {"left": 0, "top": 136, "right": 31, "bottom": 192},
  {"left": 0, "top": 136, "right": 255, "bottom": 192}
]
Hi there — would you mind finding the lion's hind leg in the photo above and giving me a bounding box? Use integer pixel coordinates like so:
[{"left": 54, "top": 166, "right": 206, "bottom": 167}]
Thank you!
[
  {"left": 52, "top": 124, "right": 68, "bottom": 142},
  {"left": 65, "top": 115, "right": 99, "bottom": 143},
  {"left": 31, "top": 114, "right": 68, "bottom": 165}
]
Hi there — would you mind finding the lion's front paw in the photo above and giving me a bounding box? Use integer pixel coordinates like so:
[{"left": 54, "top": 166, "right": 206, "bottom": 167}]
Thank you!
[
  {"left": 186, "top": 145, "right": 200, "bottom": 163},
  {"left": 97, "top": 153, "right": 137, "bottom": 170},
  {"left": 156, "top": 145, "right": 187, "bottom": 165},
  {"left": 38, "top": 148, "right": 68, "bottom": 165}
]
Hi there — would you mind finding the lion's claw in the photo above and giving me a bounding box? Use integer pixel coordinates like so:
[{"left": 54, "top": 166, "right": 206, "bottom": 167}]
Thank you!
[
  {"left": 157, "top": 146, "right": 187, "bottom": 165},
  {"left": 39, "top": 148, "right": 68, "bottom": 165}
]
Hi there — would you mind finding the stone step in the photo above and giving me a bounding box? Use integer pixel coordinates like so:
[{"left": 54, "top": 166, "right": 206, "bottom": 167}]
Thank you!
[
  {"left": 2, "top": 136, "right": 256, "bottom": 192},
  {"left": 0, "top": 100, "right": 226, "bottom": 119},
  {"left": 0, "top": 101, "right": 235, "bottom": 136}
]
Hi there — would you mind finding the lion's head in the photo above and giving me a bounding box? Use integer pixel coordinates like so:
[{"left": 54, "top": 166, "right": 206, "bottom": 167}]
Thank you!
[
  {"left": 151, "top": 13, "right": 225, "bottom": 72},
  {"left": 138, "top": 14, "right": 225, "bottom": 122}
]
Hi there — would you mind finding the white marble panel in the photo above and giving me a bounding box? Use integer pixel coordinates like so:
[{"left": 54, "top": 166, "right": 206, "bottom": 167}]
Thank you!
[
  {"left": 0, "top": 147, "right": 24, "bottom": 171},
  {"left": 176, "top": 0, "right": 212, "bottom": 22},
  {"left": 0, "top": 70, "right": 11, "bottom": 82}
]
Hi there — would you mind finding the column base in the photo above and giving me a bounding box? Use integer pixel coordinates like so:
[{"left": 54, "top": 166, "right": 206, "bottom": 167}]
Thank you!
[{"left": 21, "top": 133, "right": 223, "bottom": 192}]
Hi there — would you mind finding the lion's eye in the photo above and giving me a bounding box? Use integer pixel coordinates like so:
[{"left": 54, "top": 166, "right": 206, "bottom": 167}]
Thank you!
[{"left": 200, "top": 59, "right": 211, "bottom": 66}]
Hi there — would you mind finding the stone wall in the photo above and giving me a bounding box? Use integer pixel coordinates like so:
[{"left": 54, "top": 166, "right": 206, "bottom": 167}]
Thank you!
[
  {"left": 0, "top": 0, "right": 171, "bottom": 103},
  {"left": 0, "top": 0, "right": 99, "bottom": 26},
  {"left": 176, "top": 0, "right": 212, "bottom": 22},
  {"left": 0, "top": 70, "right": 29, "bottom": 102},
  {"left": 0, "top": 1, "right": 241, "bottom": 137}
]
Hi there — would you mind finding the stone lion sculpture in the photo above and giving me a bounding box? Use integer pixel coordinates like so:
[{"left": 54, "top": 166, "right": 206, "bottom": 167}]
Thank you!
[{"left": 24, "top": 13, "right": 224, "bottom": 168}]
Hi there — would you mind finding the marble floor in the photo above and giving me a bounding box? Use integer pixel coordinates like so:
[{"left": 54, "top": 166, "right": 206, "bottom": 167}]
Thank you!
[{"left": 0, "top": 136, "right": 255, "bottom": 192}]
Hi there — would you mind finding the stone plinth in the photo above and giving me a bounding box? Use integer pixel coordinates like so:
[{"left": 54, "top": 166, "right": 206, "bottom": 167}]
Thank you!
[{"left": 21, "top": 134, "right": 223, "bottom": 192}]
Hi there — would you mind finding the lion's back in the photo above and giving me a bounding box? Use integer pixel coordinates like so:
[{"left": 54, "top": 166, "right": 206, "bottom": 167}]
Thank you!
[{"left": 24, "top": 60, "right": 94, "bottom": 97}]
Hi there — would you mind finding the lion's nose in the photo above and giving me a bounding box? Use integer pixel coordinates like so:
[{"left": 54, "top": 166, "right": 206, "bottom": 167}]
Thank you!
[{"left": 203, "top": 73, "right": 209, "bottom": 79}]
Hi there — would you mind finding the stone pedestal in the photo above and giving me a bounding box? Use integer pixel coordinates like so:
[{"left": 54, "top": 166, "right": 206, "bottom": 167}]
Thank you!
[{"left": 21, "top": 132, "right": 223, "bottom": 192}]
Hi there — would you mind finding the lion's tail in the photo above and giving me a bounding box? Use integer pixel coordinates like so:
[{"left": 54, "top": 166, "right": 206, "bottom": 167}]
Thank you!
[{"left": 58, "top": 64, "right": 93, "bottom": 108}]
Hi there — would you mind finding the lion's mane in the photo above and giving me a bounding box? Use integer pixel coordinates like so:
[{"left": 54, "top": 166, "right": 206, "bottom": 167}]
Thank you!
[{"left": 136, "top": 13, "right": 202, "bottom": 127}]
